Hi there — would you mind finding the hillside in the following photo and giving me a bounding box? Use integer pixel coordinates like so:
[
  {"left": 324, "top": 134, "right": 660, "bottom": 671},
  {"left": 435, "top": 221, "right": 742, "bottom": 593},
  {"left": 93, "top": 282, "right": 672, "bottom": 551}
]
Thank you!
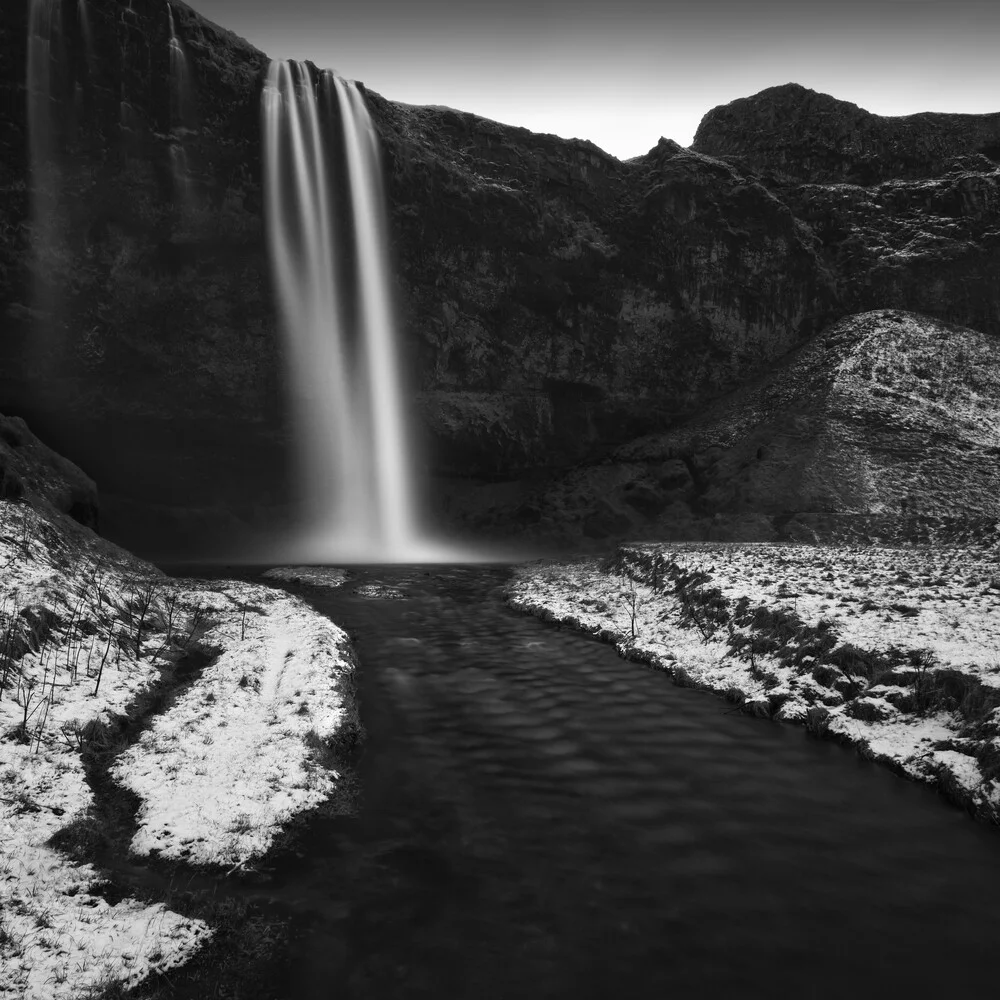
[{"left": 482, "top": 310, "right": 1000, "bottom": 548}]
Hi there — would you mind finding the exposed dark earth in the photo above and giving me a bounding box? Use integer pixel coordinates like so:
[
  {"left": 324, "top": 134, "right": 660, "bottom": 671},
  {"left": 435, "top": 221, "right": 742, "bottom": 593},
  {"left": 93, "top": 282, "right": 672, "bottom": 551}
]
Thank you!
[{"left": 1, "top": 0, "right": 998, "bottom": 557}]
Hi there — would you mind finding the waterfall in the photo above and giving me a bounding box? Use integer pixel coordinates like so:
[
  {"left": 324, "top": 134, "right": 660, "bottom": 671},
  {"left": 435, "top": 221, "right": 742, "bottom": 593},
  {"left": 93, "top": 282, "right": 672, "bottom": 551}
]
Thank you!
[
  {"left": 77, "top": 0, "right": 96, "bottom": 76},
  {"left": 167, "top": 4, "right": 195, "bottom": 125},
  {"left": 262, "top": 60, "right": 438, "bottom": 562},
  {"left": 26, "top": 0, "right": 62, "bottom": 374},
  {"left": 27, "top": 0, "right": 58, "bottom": 172},
  {"left": 166, "top": 3, "right": 195, "bottom": 208}
]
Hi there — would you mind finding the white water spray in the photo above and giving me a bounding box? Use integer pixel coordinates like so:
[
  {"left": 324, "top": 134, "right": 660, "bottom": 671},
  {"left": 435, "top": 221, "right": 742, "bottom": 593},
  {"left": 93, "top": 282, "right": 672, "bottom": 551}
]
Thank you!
[
  {"left": 333, "top": 78, "right": 415, "bottom": 548},
  {"left": 166, "top": 4, "right": 195, "bottom": 207},
  {"left": 166, "top": 4, "right": 194, "bottom": 124},
  {"left": 77, "top": 0, "right": 95, "bottom": 72},
  {"left": 27, "top": 0, "right": 57, "bottom": 171},
  {"left": 26, "top": 0, "right": 62, "bottom": 362},
  {"left": 262, "top": 61, "right": 458, "bottom": 562}
]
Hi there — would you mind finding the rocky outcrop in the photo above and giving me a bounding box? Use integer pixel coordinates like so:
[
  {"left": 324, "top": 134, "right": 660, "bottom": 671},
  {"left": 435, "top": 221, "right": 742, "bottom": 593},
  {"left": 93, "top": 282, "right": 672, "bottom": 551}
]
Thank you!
[
  {"left": 484, "top": 310, "right": 1000, "bottom": 548},
  {"left": 692, "top": 83, "right": 1000, "bottom": 185},
  {"left": 785, "top": 169, "right": 1000, "bottom": 337},
  {"left": 0, "top": 412, "right": 98, "bottom": 528},
  {"left": 370, "top": 98, "right": 838, "bottom": 477},
  {"left": 691, "top": 85, "right": 1000, "bottom": 339},
  {"left": 1, "top": 6, "right": 999, "bottom": 553}
]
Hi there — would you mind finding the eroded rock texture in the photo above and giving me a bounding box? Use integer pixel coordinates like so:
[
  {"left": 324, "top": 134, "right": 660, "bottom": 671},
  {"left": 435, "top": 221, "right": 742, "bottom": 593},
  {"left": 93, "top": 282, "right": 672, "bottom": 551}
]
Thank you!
[{"left": 0, "top": 412, "right": 98, "bottom": 528}]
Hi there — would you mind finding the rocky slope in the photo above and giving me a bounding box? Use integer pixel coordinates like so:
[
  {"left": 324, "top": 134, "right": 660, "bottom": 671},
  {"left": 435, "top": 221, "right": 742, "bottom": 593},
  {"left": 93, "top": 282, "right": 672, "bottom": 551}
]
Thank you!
[
  {"left": 0, "top": 413, "right": 98, "bottom": 529},
  {"left": 483, "top": 310, "right": 1000, "bottom": 548},
  {"left": 1, "top": 4, "right": 999, "bottom": 552}
]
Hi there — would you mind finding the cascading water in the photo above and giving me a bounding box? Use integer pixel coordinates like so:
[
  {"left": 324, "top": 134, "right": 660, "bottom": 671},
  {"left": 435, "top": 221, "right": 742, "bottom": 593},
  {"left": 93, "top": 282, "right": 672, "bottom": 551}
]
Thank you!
[
  {"left": 77, "top": 0, "right": 95, "bottom": 74},
  {"left": 263, "top": 60, "right": 451, "bottom": 562},
  {"left": 27, "top": 0, "right": 58, "bottom": 175},
  {"left": 26, "top": 0, "right": 62, "bottom": 375},
  {"left": 166, "top": 3, "right": 195, "bottom": 208}
]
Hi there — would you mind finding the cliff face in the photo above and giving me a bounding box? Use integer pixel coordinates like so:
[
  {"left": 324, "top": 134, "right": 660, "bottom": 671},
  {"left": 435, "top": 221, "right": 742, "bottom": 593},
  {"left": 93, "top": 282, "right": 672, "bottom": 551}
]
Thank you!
[
  {"left": 1, "top": 0, "right": 279, "bottom": 553},
  {"left": 693, "top": 83, "right": 1000, "bottom": 338},
  {"left": 0, "top": 411, "right": 98, "bottom": 528},
  {"left": 369, "top": 96, "right": 838, "bottom": 478},
  {"left": 693, "top": 83, "right": 1000, "bottom": 185},
  {"left": 482, "top": 310, "right": 1000, "bottom": 551},
  {"left": 0, "top": 8, "right": 998, "bottom": 554}
]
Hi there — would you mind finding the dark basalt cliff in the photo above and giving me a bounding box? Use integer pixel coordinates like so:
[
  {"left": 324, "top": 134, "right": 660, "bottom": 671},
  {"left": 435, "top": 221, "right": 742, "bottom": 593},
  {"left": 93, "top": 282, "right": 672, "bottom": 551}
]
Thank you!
[
  {"left": 0, "top": 5, "right": 998, "bottom": 554},
  {"left": 370, "top": 98, "right": 836, "bottom": 478},
  {"left": 693, "top": 83, "right": 1000, "bottom": 340},
  {"left": 693, "top": 82, "right": 1000, "bottom": 185},
  {"left": 1, "top": 0, "right": 275, "bottom": 554},
  {"left": 507, "top": 310, "right": 998, "bottom": 550},
  {"left": 0, "top": 411, "right": 99, "bottom": 528}
]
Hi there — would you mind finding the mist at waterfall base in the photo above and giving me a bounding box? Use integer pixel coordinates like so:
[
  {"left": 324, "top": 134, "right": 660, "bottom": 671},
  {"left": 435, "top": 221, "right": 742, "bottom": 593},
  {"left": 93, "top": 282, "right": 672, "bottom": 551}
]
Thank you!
[{"left": 261, "top": 61, "right": 506, "bottom": 565}]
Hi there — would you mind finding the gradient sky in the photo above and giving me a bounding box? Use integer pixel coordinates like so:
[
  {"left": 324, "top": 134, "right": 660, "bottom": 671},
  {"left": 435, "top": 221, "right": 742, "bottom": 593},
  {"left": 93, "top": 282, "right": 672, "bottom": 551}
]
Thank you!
[{"left": 187, "top": 0, "right": 1000, "bottom": 160}]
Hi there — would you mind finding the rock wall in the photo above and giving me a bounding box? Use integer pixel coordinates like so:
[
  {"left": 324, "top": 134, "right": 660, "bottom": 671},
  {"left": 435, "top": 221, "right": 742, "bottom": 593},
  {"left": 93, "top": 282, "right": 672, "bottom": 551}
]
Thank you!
[
  {"left": 0, "top": 411, "right": 99, "bottom": 528},
  {"left": 1, "top": 0, "right": 285, "bottom": 553},
  {"left": 693, "top": 83, "right": 1000, "bottom": 185},
  {"left": 0, "top": 8, "right": 998, "bottom": 554},
  {"left": 366, "top": 97, "right": 841, "bottom": 480},
  {"left": 694, "top": 83, "right": 1000, "bottom": 338},
  {"left": 479, "top": 310, "right": 1000, "bottom": 550}
]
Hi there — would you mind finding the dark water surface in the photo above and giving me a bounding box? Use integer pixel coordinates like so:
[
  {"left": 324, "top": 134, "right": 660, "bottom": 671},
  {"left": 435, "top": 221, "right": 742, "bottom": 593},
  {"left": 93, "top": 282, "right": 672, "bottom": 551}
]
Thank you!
[{"left": 178, "top": 564, "right": 1000, "bottom": 999}]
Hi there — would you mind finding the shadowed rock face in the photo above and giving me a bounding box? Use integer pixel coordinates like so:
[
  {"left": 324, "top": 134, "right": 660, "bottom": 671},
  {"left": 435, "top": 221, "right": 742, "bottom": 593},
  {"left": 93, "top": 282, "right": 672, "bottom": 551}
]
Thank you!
[
  {"left": 0, "top": 413, "right": 98, "bottom": 529},
  {"left": 484, "top": 310, "right": 1000, "bottom": 549},
  {"left": 0, "top": 8, "right": 998, "bottom": 554},
  {"left": 691, "top": 84, "right": 1000, "bottom": 341},
  {"left": 369, "top": 97, "right": 838, "bottom": 480},
  {"left": 692, "top": 83, "right": 1000, "bottom": 185}
]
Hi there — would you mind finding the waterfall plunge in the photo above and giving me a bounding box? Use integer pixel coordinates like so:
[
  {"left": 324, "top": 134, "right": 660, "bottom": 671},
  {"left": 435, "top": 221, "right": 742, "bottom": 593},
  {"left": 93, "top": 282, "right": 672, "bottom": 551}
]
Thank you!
[
  {"left": 166, "top": 4, "right": 195, "bottom": 209},
  {"left": 263, "top": 61, "right": 453, "bottom": 563}
]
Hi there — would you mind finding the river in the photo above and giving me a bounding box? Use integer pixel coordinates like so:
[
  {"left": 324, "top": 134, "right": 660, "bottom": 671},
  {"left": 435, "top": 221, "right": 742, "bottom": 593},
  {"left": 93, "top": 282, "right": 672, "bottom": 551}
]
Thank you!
[{"left": 171, "top": 563, "right": 1000, "bottom": 999}]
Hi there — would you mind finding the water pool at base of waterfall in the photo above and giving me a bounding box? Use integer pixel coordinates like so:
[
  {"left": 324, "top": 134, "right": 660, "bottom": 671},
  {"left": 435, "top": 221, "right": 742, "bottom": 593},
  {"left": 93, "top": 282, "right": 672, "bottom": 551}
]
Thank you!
[{"left": 169, "top": 563, "right": 1000, "bottom": 999}]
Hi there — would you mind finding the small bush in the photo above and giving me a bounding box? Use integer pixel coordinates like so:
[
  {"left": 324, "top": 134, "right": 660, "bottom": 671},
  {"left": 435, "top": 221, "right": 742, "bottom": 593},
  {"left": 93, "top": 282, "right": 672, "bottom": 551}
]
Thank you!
[{"left": 47, "top": 812, "right": 110, "bottom": 863}]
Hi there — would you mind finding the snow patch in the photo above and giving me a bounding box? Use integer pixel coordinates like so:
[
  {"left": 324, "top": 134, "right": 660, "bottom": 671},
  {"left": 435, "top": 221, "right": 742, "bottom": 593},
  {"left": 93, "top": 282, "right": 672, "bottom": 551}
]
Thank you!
[{"left": 261, "top": 565, "right": 347, "bottom": 589}]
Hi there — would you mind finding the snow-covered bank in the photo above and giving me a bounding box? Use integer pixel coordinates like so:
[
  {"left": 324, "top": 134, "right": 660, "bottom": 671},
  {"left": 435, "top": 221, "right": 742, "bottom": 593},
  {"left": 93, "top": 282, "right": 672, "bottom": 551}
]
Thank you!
[
  {"left": 261, "top": 565, "right": 347, "bottom": 589},
  {"left": 0, "top": 502, "right": 359, "bottom": 998},
  {"left": 507, "top": 542, "right": 1000, "bottom": 823},
  {"left": 112, "top": 583, "right": 357, "bottom": 867}
]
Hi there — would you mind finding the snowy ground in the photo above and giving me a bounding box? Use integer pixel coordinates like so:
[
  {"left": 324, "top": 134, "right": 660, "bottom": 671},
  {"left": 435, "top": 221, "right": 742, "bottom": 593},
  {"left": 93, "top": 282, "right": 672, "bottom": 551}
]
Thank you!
[
  {"left": 0, "top": 503, "right": 358, "bottom": 998},
  {"left": 261, "top": 565, "right": 347, "bottom": 589},
  {"left": 508, "top": 542, "right": 1000, "bottom": 823}
]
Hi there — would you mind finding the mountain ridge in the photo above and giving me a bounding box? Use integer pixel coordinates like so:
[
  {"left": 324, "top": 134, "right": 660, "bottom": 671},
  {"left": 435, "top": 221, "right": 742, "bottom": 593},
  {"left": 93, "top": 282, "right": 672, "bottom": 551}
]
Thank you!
[{"left": 693, "top": 82, "right": 1000, "bottom": 185}]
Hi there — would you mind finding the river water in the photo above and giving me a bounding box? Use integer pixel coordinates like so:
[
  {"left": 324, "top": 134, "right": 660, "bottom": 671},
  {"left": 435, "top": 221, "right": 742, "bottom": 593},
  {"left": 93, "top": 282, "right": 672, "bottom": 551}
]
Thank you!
[{"left": 181, "top": 564, "right": 1000, "bottom": 998}]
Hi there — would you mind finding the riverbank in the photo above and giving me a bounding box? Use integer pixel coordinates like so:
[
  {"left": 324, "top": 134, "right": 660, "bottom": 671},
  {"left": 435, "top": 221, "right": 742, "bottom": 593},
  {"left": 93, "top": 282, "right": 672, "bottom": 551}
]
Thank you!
[
  {"left": 507, "top": 542, "right": 1000, "bottom": 824},
  {"left": 0, "top": 501, "right": 360, "bottom": 1000}
]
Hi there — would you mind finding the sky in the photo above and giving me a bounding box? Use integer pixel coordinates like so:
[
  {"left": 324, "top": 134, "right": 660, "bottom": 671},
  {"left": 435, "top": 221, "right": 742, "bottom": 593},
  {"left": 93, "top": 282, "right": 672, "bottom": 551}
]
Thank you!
[{"left": 187, "top": 0, "right": 1000, "bottom": 161}]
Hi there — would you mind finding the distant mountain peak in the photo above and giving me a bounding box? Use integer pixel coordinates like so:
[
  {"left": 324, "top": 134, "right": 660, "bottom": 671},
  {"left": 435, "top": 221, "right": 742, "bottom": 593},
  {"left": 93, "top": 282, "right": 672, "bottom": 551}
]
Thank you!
[{"left": 693, "top": 86, "right": 1000, "bottom": 185}]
